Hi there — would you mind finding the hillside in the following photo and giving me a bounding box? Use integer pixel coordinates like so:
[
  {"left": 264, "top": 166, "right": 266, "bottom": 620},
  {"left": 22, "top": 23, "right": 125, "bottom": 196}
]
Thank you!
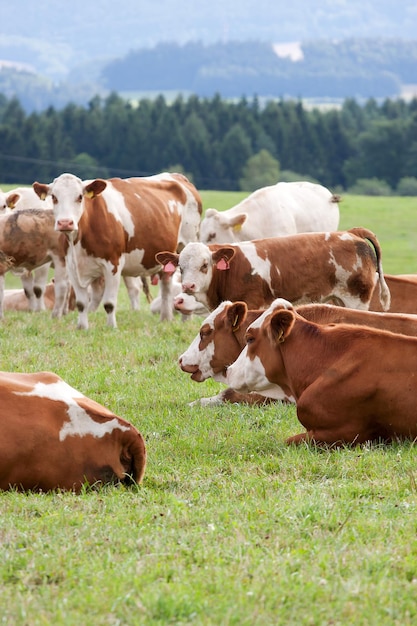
[{"left": 0, "top": 0, "right": 415, "bottom": 79}]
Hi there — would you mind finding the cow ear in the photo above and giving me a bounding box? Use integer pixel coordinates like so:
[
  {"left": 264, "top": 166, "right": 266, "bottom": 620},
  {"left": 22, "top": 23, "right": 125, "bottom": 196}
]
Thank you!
[
  {"left": 212, "top": 246, "right": 235, "bottom": 270},
  {"left": 33, "top": 182, "right": 49, "bottom": 200},
  {"left": 6, "top": 193, "right": 20, "bottom": 209},
  {"left": 229, "top": 213, "right": 247, "bottom": 232},
  {"left": 269, "top": 310, "right": 295, "bottom": 345},
  {"left": 84, "top": 179, "right": 107, "bottom": 198},
  {"left": 155, "top": 251, "right": 179, "bottom": 271},
  {"left": 226, "top": 301, "right": 247, "bottom": 331}
]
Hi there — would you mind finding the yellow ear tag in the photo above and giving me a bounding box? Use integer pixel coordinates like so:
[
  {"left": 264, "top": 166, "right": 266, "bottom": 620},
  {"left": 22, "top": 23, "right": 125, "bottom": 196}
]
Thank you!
[
  {"left": 85, "top": 190, "right": 95, "bottom": 199},
  {"left": 40, "top": 193, "right": 47, "bottom": 200},
  {"left": 233, "top": 223, "right": 242, "bottom": 232}
]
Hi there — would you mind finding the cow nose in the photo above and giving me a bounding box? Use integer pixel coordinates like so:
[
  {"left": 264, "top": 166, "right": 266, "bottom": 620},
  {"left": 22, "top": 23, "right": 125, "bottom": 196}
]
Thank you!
[
  {"left": 182, "top": 282, "right": 195, "bottom": 294},
  {"left": 56, "top": 218, "right": 75, "bottom": 231}
]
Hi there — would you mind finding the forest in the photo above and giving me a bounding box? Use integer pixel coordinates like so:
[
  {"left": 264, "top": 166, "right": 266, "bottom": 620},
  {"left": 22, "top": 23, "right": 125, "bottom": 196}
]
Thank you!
[{"left": 0, "top": 91, "right": 416, "bottom": 193}]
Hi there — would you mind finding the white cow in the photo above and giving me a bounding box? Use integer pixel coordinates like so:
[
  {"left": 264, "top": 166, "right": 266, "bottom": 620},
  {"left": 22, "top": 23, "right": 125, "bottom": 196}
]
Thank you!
[
  {"left": 150, "top": 270, "right": 208, "bottom": 320},
  {"left": 6, "top": 187, "right": 53, "bottom": 211},
  {"left": 199, "top": 181, "right": 340, "bottom": 244}
]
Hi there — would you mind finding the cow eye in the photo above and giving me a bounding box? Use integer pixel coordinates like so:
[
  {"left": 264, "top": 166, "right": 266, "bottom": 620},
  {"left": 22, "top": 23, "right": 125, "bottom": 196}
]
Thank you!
[
  {"left": 200, "top": 262, "right": 208, "bottom": 272},
  {"left": 208, "top": 233, "right": 216, "bottom": 242},
  {"left": 77, "top": 194, "right": 83, "bottom": 203},
  {"left": 51, "top": 194, "right": 57, "bottom": 204},
  {"left": 246, "top": 334, "right": 255, "bottom": 345}
]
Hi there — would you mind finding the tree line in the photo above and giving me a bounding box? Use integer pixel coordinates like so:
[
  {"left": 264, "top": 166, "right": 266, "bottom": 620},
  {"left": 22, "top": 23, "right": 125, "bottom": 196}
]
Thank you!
[{"left": 0, "top": 91, "right": 416, "bottom": 193}]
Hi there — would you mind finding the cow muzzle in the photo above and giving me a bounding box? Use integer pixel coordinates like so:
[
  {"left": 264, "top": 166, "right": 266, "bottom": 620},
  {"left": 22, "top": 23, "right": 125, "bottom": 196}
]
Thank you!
[{"left": 56, "top": 218, "right": 75, "bottom": 232}]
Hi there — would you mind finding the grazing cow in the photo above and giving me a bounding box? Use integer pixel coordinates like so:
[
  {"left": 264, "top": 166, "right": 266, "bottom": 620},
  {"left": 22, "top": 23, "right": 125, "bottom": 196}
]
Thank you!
[
  {"left": 199, "top": 181, "right": 340, "bottom": 244},
  {"left": 33, "top": 172, "right": 202, "bottom": 329},
  {"left": 0, "top": 209, "right": 69, "bottom": 318},
  {"left": 370, "top": 274, "right": 417, "bottom": 314},
  {"left": 157, "top": 228, "right": 390, "bottom": 313},
  {"left": 226, "top": 298, "right": 417, "bottom": 446},
  {"left": 179, "top": 300, "right": 417, "bottom": 406},
  {"left": 0, "top": 370, "right": 146, "bottom": 492}
]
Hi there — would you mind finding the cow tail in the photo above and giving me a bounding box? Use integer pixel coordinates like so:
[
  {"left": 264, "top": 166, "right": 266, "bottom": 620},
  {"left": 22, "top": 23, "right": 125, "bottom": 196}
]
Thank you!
[{"left": 349, "top": 227, "right": 391, "bottom": 311}]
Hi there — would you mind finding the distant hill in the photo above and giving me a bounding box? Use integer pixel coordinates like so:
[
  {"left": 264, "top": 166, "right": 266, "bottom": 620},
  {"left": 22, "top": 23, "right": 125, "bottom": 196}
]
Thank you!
[
  {"left": 0, "top": 0, "right": 415, "bottom": 79},
  {"left": 0, "top": 1, "right": 416, "bottom": 111}
]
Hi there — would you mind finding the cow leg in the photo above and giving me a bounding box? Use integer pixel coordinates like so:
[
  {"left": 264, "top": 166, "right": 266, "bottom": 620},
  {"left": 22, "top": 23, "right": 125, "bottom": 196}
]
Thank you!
[
  {"left": 32, "top": 263, "right": 51, "bottom": 311},
  {"left": 123, "top": 276, "right": 142, "bottom": 311},
  {"left": 158, "top": 271, "right": 174, "bottom": 322},
  {"left": 101, "top": 271, "right": 122, "bottom": 328},
  {"left": 51, "top": 258, "right": 70, "bottom": 318},
  {"left": 0, "top": 274, "right": 4, "bottom": 318},
  {"left": 19, "top": 270, "right": 37, "bottom": 311},
  {"left": 88, "top": 277, "right": 105, "bottom": 312}
]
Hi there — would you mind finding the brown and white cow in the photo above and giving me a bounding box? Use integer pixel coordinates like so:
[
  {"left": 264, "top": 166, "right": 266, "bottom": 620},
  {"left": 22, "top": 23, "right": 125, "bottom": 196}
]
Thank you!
[
  {"left": 226, "top": 298, "right": 417, "bottom": 445},
  {"left": 0, "top": 370, "right": 146, "bottom": 492},
  {"left": 179, "top": 300, "right": 417, "bottom": 406},
  {"left": 33, "top": 172, "right": 202, "bottom": 329},
  {"left": 157, "top": 228, "right": 390, "bottom": 313},
  {"left": 199, "top": 181, "right": 340, "bottom": 244},
  {"left": 370, "top": 274, "right": 417, "bottom": 314},
  {"left": 0, "top": 209, "right": 69, "bottom": 318}
]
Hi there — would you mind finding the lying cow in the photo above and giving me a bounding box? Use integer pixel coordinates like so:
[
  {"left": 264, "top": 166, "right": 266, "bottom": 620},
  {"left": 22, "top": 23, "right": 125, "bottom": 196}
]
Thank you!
[
  {"left": 199, "top": 181, "right": 340, "bottom": 244},
  {"left": 150, "top": 269, "right": 208, "bottom": 320},
  {"left": 157, "top": 228, "right": 391, "bottom": 313},
  {"left": 370, "top": 274, "right": 417, "bottom": 314},
  {"left": 0, "top": 370, "right": 146, "bottom": 491},
  {"left": 226, "top": 298, "right": 417, "bottom": 446},
  {"left": 180, "top": 301, "right": 417, "bottom": 406}
]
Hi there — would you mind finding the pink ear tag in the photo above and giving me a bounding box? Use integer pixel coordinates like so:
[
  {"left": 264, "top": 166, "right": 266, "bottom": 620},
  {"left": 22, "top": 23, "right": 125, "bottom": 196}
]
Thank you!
[
  {"left": 163, "top": 261, "right": 176, "bottom": 275},
  {"left": 216, "top": 258, "right": 230, "bottom": 270}
]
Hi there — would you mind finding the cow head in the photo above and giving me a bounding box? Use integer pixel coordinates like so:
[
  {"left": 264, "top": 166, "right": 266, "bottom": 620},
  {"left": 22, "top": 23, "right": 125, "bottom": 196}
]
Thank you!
[
  {"left": 157, "top": 242, "right": 236, "bottom": 309},
  {"left": 227, "top": 298, "right": 295, "bottom": 394},
  {"left": 33, "top": 173, "right": 107, "bottom": 237},
  {"left": 179, "top": 301, "right": 247, "bottom": 383},
  {"left": 199, "top": 208, "right": 248, "bottom": 244}
]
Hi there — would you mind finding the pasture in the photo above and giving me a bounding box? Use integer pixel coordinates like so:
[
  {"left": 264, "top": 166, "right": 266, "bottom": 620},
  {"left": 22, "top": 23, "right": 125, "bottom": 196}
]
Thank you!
[{"left": 1, "top": 192, "right": 417, "bottom": 625}]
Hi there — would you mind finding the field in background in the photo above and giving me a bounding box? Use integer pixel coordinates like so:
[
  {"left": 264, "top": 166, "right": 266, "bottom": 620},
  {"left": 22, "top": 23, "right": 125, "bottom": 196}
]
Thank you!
[{"left": 0, "top": 189, "right": 417, "bottom": 624}]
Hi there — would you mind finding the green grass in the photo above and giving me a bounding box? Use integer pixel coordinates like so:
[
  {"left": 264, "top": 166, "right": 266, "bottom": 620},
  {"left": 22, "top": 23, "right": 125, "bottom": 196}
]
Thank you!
[{"left": 1, "top": 192, "right": 417, "bottom": 624}]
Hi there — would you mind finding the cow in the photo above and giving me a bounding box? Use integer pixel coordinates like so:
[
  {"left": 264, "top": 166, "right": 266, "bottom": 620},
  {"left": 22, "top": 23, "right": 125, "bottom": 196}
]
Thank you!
[
  {"left": 226, "top": 298, "right": 417, "bottom": 446},
  {"left": 199, "top": 181, "right": 340, "bottom": 244},
  {"left": 0, "top": 187, "right": 54, "bottom": 310},
  {"left": 179, "top": 300, "right": 417, "bottom": 406},
  {"left": 33, "top": 172, "right": 202, "bottom": 329},
  {"left": 0, "top": 209, "right": 70, "bottom": 319},
  {"left": 5, "top": 186, "right": 53, "bottom": 211},
  {"left": 0, "top": 370, "right": 146, "bottom": 492},
  {"left": 156, "top": 228, "right": 391, "bottom": 314},
  {"left": 370, "top": 274, "right": 417, "bottom": 314},
  {"left": 150, "top": 269, "right": 208, "bottom": 320}
]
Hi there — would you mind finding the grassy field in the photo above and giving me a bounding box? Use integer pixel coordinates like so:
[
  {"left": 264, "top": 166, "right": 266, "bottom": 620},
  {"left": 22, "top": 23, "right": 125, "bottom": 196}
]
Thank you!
[{"left": 0, "top": 192, "right": 417, "bottom": 625}]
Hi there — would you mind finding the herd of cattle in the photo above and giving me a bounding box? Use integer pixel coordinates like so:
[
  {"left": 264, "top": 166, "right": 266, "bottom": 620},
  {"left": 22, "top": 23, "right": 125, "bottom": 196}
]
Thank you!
[{"left": 1, "top": 175, "right": 417, "bottom": 492}]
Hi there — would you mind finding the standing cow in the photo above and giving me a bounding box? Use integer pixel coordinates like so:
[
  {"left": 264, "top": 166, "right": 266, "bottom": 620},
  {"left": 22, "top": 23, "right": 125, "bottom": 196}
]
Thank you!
[
  {"left": 33, "top": 172, "right": 202, "bottom": 329},
  {"left": 199, "top": 181, "right": 340, "bottom": 244},
  {"left": 0, "top": 209, "right": 69, "bottom": 319},
  {"left": 156, "top": 228, "right": 390, "bottom": 313}
]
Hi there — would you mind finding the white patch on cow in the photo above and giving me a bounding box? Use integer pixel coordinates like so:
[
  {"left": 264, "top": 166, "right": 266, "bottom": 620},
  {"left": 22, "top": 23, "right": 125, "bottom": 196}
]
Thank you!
[
  {"left": 180, "top": 302, "right": 230, "bottom": 382},
  {"left": 100, "top": 183, "right": 135, "bottom": 238},
  {"left": 239, "top": 241, "right": 273, "bottom": 286},
  {"left": 15, "top": 380, "right": 129, "bottom": 441},
  {"left": 339, "top": 232, "right": 354, "bottom": 241}
]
